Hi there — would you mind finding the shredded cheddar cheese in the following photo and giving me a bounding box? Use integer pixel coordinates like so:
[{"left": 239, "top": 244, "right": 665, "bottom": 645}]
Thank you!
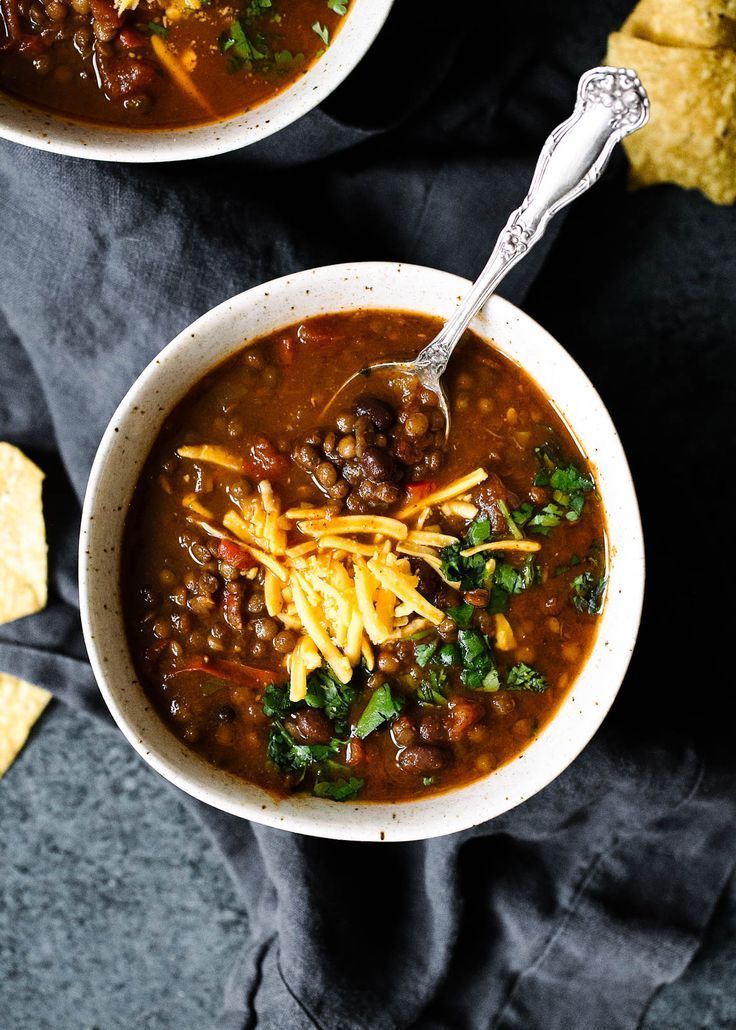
[{"left": 175, "top": 461, "right": 534, "bottom": 694}]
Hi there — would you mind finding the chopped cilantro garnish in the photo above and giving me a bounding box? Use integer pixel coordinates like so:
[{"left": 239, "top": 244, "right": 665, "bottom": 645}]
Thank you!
[
  {"left": 273, "top": 49, "right": 303, "bottom": 68},
  {"left": 313, "top": 776, "right": 363, "bottom": 801},
  {"left": 312, "top": 20, "right": 329, "bottom": 44},
  {"left": 327, "top": 0, "right": 347, "bottom": 12},
  {"left": 512, "top": 502, "right": 534, "bottom": 528},
  {"left": 245, "top": 0, "right": 271, "bottom": 16},
  {"left": 532, "top": 445, "right": 594, "bottom": 523},
  {"left": 466, "top": 517, "right": 491, "bottom": 546},
  {"left": 304, "top": 666, "right": 355, "bottom": 735},
  {"left": 497, "top": 499, "right": 523, "bottom": 540},
  {"left": 507, "top": 663, "right": 549, "bottom": 693},
  {"left": 571, "top": 572, "right": 606, "bottom": 615},
  {"left": 528, "top": 502, "right": 565, "bottom": 535},
  {"left": 457, "top": 629, "right": 500, "bottom": 691},
  {"left": 437, "top": 642, "right": 461, "bottom": 665},
  {"left": 266, "top": 721, "right": 341, "bottom": 777},
  {"left": 147, "top": 21, "right": 168, "bottom": 37},
  {"left": 220, "top": 19, "right": 268, "bottom": 70},
  {"left": 494, "top": 556, "right": 538, "bottom": 595},
  {"left": 550, "top": 464, "right": 595, "bottom": 495},
  {"left": 439, "top": 543, "right": 488, "bottom": 590},
  {"left": 417, "top": 668, "right": 448, "bottom": 706},
  {"left": 414, "top": 641, "right": 438, "bottom": 667},
  {"left": 487, "top": 585, "right": 509, "bottom": 615},
  {"left": 446, "top": 602, "right": 474, "bottom": 628},
  {"left": 422, "top": 776, "right": 434, "bottom": 787},
  {"left": 262, "top": 682, "right": 290, "bottom": 719},
  {"left": 354, "top": 683, "right": 403, "bottom": 739}
]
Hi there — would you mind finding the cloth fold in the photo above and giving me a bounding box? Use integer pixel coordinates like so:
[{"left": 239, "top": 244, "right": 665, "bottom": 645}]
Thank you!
[{"left": 2, "top": 0, "right": 736, "bottom": 1026}]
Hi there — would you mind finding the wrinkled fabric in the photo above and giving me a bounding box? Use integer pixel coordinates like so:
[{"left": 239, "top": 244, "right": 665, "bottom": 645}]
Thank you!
[{"left": 1, "top": 0, "right": 736, "bottom": 1027}]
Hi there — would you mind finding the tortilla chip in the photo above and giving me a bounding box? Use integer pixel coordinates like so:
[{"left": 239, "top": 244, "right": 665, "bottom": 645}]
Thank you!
[
  {"left": 622, "top": 0, "right": 736, "bottom": 49},
  {"left": 0, "top": 673, "right": 51, "bottom": 776},
  {"left": 606, "top": 33, "right": 736, "bottom": 204},
  {"left": 0, "top": 443, "right": 47, "bottom": 625}
]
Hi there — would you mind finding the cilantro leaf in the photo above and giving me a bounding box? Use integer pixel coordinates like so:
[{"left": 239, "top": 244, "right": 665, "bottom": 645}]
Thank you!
[
  {"left": 466, "top": 517, "right": 491, "bottom": 546},
  {"left": 506, "top": 663, "right": 548, "bottom": 692},
  {"left": 246, "top": 0, "right": 271, "bottom": 15},
  {"left": 528, "top": 502, "right": 565, "bottom": 536},
  {"left": 354, "top": 684, "right": 403, "bottom": 739},
  {"left": 550, "top": 465, "right": 594, "bottom": 495},
  {"left": 417, "top": 668, "right": 448, "bottom": 706},
  {"left": 512, "top": 502, "right": 534, "bottom": 528},
  {"left": 266, "top": 721, "right": 341, "bottom": 777},
  {"left": 571, "top": 572, "right": 606, "bottom": 615},
  {"left": 446, "top": 602, "right": 474, "bottom": 628},
  {"left": 493, "top": 556, "right": 538, "bottom": 595},
  {"left": 457, "top": 629, "right": 500, "bottom": 691},
  {"left": 313, "top": 776, "right": 363, "bottom": 801},
  {"left": 274, "top": 49, "right": 304, "bottom": 69},
  {"left": 439, "top": 543, "right": 488, "bottom": 590},
  {"left": 312, "top": 20, "right": 329, "bottom": 44},
  {"left": 262, "top": 682, "right": 291, "bottom": 719},
  {"left": 414, "top": 641, "right": 438, "bottom": 667},
  {"left": 497, "top": 499, "right": 523, "bottom": 540},
  {"left": 147, "top": 21, "right": 168, "bottom": 37},
  {"left": 437, "top": 642, "right": 461, "bottom": 665},
  {"left": 220, "top": 19, "right": 268, "bottom": 70},
  {"left": 327, "top": 0, "right": 347, "bottom": 12},
  {"left": 305, "top": 666, "right": 355, "bottom": 735}
]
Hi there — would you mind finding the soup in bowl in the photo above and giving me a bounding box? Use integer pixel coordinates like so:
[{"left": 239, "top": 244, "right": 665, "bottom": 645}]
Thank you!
[
  {"left": 0, "top": 0, "right": 393, "bottom": 160},
  {"left": 80, "top": 262, "right": 644, "bottom": 840}
]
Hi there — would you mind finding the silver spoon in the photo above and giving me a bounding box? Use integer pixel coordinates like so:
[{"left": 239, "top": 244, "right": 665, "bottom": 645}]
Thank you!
[{"left": 325, "top": 66, "right": 649, "bottom": 435}]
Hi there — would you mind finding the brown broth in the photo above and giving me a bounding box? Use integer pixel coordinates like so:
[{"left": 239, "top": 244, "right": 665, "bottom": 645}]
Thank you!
[
  {"left": 122, "top": 310, "right": 607, "bottom": 802},
  {"left": 0, "top": 0, "right": 344, "bottom": 128}
]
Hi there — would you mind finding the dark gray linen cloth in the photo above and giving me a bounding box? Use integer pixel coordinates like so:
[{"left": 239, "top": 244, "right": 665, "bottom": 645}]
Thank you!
[{"left": 2, "top": 0, "right": 736, "bottom": 1027}]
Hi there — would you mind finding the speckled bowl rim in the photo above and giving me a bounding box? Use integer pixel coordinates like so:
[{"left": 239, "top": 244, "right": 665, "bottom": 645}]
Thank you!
[
  {"left": 79, "top": 261, "right": 645, "bottom": 841},
  {"left": 0, "top": 0, "right": 393, "bottom": 163}
]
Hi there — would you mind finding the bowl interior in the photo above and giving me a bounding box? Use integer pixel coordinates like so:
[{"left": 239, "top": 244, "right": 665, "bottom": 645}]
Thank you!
[
  {"left": 0, "top": 0, "right": 393, "bottom": 162},
  {"left": 80, "top": 261, "right": 644, "bottom": 841}
]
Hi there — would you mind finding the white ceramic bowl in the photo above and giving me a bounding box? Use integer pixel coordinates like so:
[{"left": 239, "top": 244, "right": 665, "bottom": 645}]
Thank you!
[
  {"left": 0, "top": 0, "right": 393, "bottom": 162},
  {"left": 80, "top": 261, "right": 644, "bottom": 841}
]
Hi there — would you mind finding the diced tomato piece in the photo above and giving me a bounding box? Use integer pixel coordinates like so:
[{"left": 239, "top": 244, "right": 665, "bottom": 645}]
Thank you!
[
  {"left": 296, "top": 321, "right": 342, "bottom": 349},
  {"left": 166, "top": 656, "right": 277, "bottom": 686},
  {"left": 275, "top": 336, "right": 297, "bottom": 366},
  {"left": 242, "top": 435, "right": 290, "bottom": 479},
  {"left": 405, "top": 480, "right": 436, "bottom": 502},
  {"left": 217, "top": 538, "right": 254, "bottom": 569}
]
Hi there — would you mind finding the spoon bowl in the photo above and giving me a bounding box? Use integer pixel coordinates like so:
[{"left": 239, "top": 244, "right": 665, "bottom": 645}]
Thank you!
[{"left": 324, "top": 66, "right": 649, "bottom": 436}]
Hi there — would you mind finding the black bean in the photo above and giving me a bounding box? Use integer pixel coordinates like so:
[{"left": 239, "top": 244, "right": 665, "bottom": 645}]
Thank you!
[
  {"left": 418, "top": 711, "right": 448, "bottom": 744},
  {"left": 293, "top": 709, "right": 333, "bottom": 745},
  {"left": 397, "top": 746, "right": 447, "bottom": 774},
  {"left": 361, "top": 447, "right": 394, "bottom": 482},
  {"left": 217, "top": 704, "right": 237, "bottom": 723},
  {"left": 354, "top": 394, "right": 394, "bottom": 431}
]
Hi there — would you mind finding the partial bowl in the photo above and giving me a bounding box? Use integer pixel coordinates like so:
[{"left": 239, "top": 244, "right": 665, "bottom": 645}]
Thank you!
[
  {"left": 79, "top": 261, "right": 645, "bottom": 841},
  {"left": 0, "top": 0, "right": 393, "bottom": 163}
]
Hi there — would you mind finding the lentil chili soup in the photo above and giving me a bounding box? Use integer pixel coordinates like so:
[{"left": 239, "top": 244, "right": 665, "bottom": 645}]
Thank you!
[
  {"left": 0, "top": 0, "right": 347, "bottom": 127},
  {"left": 122, "top": 309, "right": 607, "bottom": 804}
]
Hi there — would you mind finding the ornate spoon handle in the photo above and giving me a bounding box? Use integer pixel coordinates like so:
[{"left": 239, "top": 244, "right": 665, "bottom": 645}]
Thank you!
[{"left": 415, "top": 66, "right": 649, "bottom": 381}]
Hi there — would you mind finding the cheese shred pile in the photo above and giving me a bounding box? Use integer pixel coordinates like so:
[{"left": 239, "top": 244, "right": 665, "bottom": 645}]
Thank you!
[{"left": 178, "top": 447, "right": 538, "bottom": 704}]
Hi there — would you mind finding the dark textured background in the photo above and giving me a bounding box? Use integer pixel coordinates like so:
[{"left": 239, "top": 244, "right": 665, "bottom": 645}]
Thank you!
[{"left": 2, "top": 0, "right": 736, "bottom": 1026}]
